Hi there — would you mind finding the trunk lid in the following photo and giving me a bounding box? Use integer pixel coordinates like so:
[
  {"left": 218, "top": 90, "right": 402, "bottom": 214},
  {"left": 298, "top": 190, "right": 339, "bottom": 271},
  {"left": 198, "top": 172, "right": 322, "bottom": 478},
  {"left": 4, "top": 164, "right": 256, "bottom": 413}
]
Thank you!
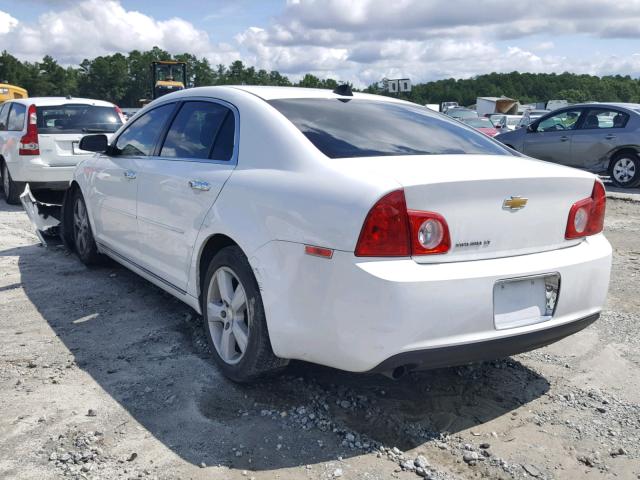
[
  {"left": 38, "top": 133, "right": 112, "bottom": 167},
  {"left": 343, "top": 154, "right": 597, "bottom": 262}
]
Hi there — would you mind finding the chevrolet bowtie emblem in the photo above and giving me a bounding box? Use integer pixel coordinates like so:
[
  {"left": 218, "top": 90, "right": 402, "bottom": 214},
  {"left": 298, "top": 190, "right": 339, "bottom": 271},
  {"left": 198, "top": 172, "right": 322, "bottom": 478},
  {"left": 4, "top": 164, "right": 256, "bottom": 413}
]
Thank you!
[{"left": 503, "top": 196, "right": 528, "bottom": 211}]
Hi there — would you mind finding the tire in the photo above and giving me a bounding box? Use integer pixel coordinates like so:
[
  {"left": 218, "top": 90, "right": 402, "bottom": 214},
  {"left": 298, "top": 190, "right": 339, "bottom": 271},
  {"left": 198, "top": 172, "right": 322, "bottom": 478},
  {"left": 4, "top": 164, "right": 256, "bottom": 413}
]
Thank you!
[
  {"left": 1, "top": 162, "right": 24, "bottom": 205},
  {"left": 202, "top": 245, "right": 288, "bottom": 382},
  {"left": 72, "top": 190, "right": 101, "bottom": 265},
  {"left": 609, "top": 152, "right": 640, "bottom": 188}
]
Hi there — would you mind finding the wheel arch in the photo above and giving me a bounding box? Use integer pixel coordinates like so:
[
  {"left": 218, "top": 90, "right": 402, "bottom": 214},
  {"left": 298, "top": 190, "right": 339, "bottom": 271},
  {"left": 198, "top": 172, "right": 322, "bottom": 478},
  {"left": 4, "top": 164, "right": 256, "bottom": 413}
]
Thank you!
[
  {"left": 60, "top": 181, "right": 82, "bottom": 251},
  {"left": 607, "top": 145, "right": 640, "bottom": 166},
  {"left": 197, "top": 233, "right": 241, "bottom": 307}
]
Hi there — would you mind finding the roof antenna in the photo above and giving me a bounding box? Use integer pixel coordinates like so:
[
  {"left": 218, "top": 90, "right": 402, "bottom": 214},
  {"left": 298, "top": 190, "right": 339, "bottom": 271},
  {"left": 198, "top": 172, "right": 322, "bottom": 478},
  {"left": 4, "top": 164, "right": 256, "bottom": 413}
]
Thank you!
[{"left": 333, "top": 84, "right": 353, "bottom": 96}]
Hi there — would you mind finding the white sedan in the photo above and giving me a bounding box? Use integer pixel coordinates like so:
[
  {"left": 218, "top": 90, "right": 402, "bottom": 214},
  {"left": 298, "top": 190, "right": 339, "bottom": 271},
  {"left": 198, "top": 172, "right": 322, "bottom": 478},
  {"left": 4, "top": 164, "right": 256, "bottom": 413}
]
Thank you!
[{"left": 70, "top": 86, "right": 612, "bottom": 382}]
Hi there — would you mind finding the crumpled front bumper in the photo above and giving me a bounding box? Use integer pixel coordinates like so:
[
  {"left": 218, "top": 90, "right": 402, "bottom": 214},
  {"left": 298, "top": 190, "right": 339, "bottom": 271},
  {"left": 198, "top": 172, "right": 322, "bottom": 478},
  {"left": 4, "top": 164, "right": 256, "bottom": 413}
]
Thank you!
[{"left": 19, "top": 184, "right": 64, "bottom": 246}]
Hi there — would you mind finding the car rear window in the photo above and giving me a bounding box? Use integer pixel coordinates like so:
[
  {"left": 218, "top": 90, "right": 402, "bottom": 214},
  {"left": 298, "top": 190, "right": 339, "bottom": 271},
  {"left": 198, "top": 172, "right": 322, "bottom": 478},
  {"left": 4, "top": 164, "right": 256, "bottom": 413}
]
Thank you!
[
  {"left": 268, "top": 98, "right": 510, "bottom": 159},
  {"left": 36, "top": 104, "right": 123, "bottom": 134}
]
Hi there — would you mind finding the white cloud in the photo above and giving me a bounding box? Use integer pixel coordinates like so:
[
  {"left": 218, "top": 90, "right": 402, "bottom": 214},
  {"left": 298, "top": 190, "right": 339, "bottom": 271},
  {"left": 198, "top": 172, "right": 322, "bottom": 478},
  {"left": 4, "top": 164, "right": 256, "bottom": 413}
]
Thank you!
[
  {"left": 2, "top": 0, "right": 640, "bottom": 86},
  {"left": 0, "top": 9, "right": 18, "bottom": 35},
  {"left": 0, "top": 1, "right": 240, "bottom": 65}
]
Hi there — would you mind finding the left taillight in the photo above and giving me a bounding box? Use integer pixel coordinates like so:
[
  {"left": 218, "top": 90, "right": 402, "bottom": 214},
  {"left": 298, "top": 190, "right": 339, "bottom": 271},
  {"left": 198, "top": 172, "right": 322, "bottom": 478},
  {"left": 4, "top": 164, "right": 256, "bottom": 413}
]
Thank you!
[
  {"left": 115, "top": 105, "right": 126, "bottom": 124},
  {"left": 19, "top": 104, "right": 39, "bottom": 156},
  {"left": 565, "top": 180, "right": 606, "bottom": 239},
  {"left": 355, "top": 189, "right": 451, "bottom": 257}
]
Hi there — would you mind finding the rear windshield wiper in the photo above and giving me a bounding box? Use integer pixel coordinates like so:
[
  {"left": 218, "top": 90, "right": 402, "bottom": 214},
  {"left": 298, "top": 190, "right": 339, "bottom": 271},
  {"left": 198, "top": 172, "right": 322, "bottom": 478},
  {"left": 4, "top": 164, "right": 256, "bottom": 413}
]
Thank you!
[{"left": 82, "top": 127, "right": 115, "bottom": 133}]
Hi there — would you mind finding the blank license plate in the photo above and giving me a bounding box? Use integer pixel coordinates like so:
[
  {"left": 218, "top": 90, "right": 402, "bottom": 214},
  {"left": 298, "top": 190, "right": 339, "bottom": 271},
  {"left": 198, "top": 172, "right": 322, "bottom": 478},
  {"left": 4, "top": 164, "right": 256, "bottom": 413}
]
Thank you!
[{"left": 493, "top": 275, "right": 557, "bottom": 330}]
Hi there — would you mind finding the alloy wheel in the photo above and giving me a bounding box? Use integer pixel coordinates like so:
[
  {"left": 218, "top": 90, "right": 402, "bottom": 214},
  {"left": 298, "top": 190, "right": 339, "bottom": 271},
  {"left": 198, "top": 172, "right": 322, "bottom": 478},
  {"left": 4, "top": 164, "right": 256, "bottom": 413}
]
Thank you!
[
  {"left": 613, "top": 157, "right": 636, "bottom": 184},
  {"left": 73, "top": 198, "right": 90, "bottom": 255},
  {"left": 206, "top": 266, "right": 250, "bottom": 365}
]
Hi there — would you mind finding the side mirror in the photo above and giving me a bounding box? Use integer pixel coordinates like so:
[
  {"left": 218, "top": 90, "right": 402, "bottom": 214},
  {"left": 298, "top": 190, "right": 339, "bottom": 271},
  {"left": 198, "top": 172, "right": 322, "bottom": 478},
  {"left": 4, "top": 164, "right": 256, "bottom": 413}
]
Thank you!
[
  {"left": 79, "top": 134, "right": 108, "bottom": 153},
  {"left": 526, "top": 123, "right": 536, "bottom": 133}
]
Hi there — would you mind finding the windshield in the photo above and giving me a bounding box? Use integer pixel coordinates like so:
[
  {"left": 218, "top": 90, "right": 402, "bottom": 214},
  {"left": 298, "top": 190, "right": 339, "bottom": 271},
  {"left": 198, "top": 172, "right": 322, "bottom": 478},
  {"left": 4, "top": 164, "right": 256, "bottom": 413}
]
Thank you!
[
  {"left": 36, "top": 104, "right": 123, "bottom": 134},
  {"left": 464, "top": 118, "right": 494, "bottom": 128},
  {"left": 269, "top": 98, "right": 511, "bottom": 159}
]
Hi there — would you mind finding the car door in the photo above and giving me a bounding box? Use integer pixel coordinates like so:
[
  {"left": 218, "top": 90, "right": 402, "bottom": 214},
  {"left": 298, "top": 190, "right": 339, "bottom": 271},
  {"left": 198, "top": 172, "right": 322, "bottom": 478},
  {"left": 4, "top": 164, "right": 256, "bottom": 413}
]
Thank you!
[
  {"left": 571, "top": 107, "right": 629, "bottom": 172},
  {"left": 135, "top": 99, "right": 238, "bottom": 292},
  {"left": 523, "top": 108, "right": 584, "bottom": 164},
  {"left": 88, "top": 103, "right": 176, "bottom": 260}
]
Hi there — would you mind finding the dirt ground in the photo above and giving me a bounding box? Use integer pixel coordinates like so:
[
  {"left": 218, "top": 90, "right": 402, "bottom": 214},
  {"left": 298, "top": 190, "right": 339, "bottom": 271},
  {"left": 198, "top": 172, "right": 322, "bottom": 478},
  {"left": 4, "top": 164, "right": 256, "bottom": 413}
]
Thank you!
[{"left": 1, "top": 197, "right": 639, "bottom": 480}]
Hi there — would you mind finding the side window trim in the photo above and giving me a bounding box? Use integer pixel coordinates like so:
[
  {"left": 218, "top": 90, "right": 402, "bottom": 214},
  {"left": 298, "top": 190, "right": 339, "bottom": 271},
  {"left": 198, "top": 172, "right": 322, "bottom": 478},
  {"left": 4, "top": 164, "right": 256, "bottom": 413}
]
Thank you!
[
  {"left": 109, "top": 102, "right": 179, "bottom": 157},
  {"left": 154, "top": 97, "right": 239, "bottom": 165}
]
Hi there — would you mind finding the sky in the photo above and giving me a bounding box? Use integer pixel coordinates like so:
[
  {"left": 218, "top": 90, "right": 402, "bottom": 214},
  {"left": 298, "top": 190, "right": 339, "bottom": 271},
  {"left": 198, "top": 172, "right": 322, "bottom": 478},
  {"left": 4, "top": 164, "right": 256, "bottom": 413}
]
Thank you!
[{"left": 1, "top": 0, "right": 640, "bottom": 87}]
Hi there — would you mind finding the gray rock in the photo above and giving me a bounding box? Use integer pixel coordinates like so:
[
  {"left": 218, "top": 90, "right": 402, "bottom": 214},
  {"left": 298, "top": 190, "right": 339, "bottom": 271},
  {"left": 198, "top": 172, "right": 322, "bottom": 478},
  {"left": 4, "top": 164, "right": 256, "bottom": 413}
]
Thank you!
[
  {"left": 400, "top": 460, "right": 415, "bottom": 471},
  {"left": 345, "top": 433, "right": 355, "bottom": 442},
  {"left": 339, "top": 400, "right": 351, "bottom": 409},
  {"left": 86, "top": 409, "right": 97, "bottom": 417},
  {"left": 333, "top": 468, "right": 343, "bottom": 477},
  {"left": 463, "top": 451, "right": 479, "bottom": 464},
  {"left": 414, "top": 455, "right": 429, "bottom": 469},
  {"left": 523, "top": 464, "right": 541, "bottom": 477}
]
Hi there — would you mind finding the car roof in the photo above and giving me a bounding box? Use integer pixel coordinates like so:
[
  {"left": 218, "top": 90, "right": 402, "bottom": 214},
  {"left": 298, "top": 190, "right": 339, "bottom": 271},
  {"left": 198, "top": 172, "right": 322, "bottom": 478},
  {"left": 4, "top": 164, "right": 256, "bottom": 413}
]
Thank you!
[
  {"left": 167, "top": 85, "right": 409, "bottom": 105},
  {"left": 6, "top": 97, "right": 116, "bottom": 107},
  {"left": 571, "top": 102, "right": 640, "bottom": 111}
]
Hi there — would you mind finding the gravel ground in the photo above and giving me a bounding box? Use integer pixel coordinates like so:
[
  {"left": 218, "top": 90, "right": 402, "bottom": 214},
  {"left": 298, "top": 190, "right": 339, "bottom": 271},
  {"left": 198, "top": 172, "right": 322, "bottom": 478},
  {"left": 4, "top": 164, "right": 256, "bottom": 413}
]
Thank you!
[{"left": 0, "top": 197, "right": 639, "bottom": 480}]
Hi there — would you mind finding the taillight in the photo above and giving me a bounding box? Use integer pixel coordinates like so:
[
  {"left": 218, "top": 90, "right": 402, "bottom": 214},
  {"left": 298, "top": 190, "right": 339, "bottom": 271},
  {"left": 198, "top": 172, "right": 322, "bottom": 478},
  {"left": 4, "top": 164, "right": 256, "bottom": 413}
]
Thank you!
[
  {"left": 408, "top": 210, "right": 451, "bottom": 254},
  {"left": 19, "top": 104, "right": 39, "bottom": 156},
  {"left": 115, "top": 105, "right": 126, "bottom": 124},
  {"left": 565, "top": 181, "right": 606, "bottom": 239},
  {"left": 355, "top": 189, "right": 450, "bottom": 257}
]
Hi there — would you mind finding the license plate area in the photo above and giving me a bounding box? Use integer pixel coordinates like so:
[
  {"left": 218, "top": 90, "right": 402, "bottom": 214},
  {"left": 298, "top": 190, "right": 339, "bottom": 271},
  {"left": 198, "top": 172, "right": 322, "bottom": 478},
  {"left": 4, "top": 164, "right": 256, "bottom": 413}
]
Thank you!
[
  {"left": 72, "top": 141, "right": 89, "bottom": 155},
  {"left": 493, "top": 274, "right": 560, "bottom": 330}
]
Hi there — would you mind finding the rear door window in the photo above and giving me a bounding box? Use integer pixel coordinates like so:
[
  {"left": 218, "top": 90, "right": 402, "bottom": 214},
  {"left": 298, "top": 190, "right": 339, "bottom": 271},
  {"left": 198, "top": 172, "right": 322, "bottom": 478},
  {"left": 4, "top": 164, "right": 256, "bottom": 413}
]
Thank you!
[
  {"left": 36, "top": 104, "right": 123, "bottom": 134},
  {"left": 269, "top": 98, "right": 509, "bottom": 159},
  {"left": 159, "top": 101, "right": 234, "bottom": 160},
  {"left": 580, "top": 109, "right": 629, "bottom": 129},
  {"left": 0, "top": 103, "right": 10, "bottom": 131},
  {"left": 7, "top": 103, "right": 26, "bottom": 131},
  {"left": 113, "top": 103, "right": 175, "bottom": 157}
]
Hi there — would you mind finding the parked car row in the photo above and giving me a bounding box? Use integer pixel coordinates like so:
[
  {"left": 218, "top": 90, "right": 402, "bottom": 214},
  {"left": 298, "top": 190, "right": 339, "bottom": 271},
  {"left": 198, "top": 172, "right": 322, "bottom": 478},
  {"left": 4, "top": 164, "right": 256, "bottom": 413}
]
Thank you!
[
  {"left": 0, "top": 97, "right": 124, "bottom": 203},
  {"left": 3, "top": 86, "right": 613, "bottom": 383},
  {"left": 496, "top": 103, "right": 640, "bottom": 188}
]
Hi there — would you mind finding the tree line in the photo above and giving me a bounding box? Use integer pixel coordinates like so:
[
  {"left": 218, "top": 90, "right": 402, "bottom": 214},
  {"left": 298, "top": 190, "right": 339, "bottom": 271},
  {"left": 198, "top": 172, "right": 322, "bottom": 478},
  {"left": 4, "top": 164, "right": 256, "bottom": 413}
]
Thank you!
[{"left": 2, "top": 47, "right": 640, "bottom": 107}]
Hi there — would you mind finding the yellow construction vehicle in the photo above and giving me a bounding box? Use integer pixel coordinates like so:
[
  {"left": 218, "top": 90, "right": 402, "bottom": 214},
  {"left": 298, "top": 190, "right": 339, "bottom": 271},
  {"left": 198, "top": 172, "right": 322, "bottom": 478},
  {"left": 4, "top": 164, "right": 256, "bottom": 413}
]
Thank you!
[
  {"left": 152, "top": 60, "right": 187, "bottom": 97},
  {"left": 0, "top": 83, "right": 28, "bottom": 103}
]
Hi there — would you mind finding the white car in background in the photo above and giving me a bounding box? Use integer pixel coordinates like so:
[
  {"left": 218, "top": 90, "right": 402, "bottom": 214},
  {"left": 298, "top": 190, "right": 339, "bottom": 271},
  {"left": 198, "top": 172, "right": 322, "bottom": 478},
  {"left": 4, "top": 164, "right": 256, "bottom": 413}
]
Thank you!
[
  {"left": 0, "top": 97, "right": 124, "bottom": 204},
  {"left": 69, "top": 86, "right": 611, "bottom": 382}
]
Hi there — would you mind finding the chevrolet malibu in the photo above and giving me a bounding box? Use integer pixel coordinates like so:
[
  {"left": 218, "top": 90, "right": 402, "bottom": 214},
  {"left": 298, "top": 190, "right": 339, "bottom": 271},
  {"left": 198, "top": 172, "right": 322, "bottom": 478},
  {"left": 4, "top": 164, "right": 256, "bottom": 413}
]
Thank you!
[{"left": 70, "top": 86, "right": 612, "bottom": 382}]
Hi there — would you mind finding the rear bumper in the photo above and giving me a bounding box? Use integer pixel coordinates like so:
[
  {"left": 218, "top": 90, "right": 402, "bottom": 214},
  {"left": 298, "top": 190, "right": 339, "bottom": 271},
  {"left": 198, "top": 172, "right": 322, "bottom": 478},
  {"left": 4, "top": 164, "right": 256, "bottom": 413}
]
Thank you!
[
  {"left": 251, "top": 234, "right": 612, "bottom": 372},
  {"left": 7, "top": 156, "right": 78, "bottom": 185},
  {"left": 370, "top": 313, "right": 598, "bottom": 373}
]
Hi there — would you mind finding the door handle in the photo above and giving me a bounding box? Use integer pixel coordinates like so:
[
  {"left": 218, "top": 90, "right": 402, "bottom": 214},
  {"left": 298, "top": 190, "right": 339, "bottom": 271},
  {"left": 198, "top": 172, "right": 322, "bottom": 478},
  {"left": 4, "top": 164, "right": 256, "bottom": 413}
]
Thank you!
[
  {"left": 123, "top": 170, "right": 137, "bottom": 180},
  {"left": 605, "top": 134, "right": 616, "bottom": 140},
  {"left": 559, "top": 136, "right": 569, "bottom": 142},
  {"left": 189, "top": 180, "right": 211, "bottom": 191}
]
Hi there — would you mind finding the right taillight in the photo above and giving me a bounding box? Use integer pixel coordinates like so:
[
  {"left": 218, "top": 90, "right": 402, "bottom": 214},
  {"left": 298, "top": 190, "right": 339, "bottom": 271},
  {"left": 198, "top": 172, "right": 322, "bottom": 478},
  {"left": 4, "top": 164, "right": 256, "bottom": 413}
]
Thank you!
[
  {"left": 355, "top": 189, "right": 450, "bottom": 257},
  {"left": 565, "top": 180, "right": 606, "bottom": 239},
  {"left": 19, "top": 104, "right": 40, "bottom": 156}
]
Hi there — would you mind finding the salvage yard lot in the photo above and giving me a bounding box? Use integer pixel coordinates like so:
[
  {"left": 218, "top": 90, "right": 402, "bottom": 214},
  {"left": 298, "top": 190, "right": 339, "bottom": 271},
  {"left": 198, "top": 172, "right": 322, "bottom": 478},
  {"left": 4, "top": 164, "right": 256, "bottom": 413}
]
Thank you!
[{"left": 0, "top": 198, "right": 639, "bottom": 480}]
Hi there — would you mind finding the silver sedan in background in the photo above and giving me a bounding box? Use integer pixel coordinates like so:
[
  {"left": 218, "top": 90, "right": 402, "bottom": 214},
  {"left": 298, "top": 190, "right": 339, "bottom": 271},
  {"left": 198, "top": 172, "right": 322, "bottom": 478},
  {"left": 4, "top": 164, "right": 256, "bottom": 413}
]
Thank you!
[{"left": 496, "top": 103, "right": 640, "bottom": 188}]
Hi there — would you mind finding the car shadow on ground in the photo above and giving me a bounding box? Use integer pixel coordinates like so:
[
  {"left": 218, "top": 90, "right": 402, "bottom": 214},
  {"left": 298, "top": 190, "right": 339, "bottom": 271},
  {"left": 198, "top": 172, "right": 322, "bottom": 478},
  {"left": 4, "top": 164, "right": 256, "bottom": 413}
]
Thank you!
[{"left": 2, "top": 230, "right": 550, "bottom": 471}]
